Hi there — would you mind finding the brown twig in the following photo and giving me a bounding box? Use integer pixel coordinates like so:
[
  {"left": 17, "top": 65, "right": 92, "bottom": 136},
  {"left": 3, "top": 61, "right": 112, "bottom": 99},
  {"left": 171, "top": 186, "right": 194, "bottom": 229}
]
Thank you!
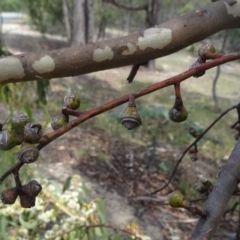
[
  {"left": 38, "top": 52, "right": 240, "bottom": 150},
  {"left": 0, "top": 161, "right": 24, "bottom": 184},
  {"left": 127, "top": 62, "right": 148, "bottom": 83},
  {"left": 13, "top": 167, "right": 22, "bottom": 190},
  {"left": 151, "top": 104, "right": 237, "bottom": 194}
]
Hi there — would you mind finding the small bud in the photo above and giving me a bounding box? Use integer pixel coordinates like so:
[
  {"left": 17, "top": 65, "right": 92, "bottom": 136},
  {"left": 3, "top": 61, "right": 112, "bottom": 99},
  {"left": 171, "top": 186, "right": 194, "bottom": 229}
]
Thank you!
[
  {"left": 198, "top": 44, "right": 216, "bottom": 60},
  {"left": 189, "top": 148, "right": 197, "bottom": 154},
  {"left": 11, "top": 112, "right": 31, "bottom": 135},
  {"left": 24, "top": 123, "right": 42, "bottom": 144},
  {"left": 190, "top": 152, "right": 198, "bottom": 161},
  {"left": 19, "top": 194, "right": 36, "bottom": 208},
  {"left": 195, "top": 177, "right": 213, "bottom": 193},
  {"left": 18, "top": 143, "right": 39, "bottom": 164},
  {"left": 51, "top": 113, "right": 69, "bottom": 130},
  {"left": 1, "top": 187, "right": 18, "bottom": 204},
  {"left": 64, "top": 94, "right": 80, "bottom": 110},
  {"left": 189, "top": 127, "right": 198, "bottom": 138},
  {"left": 120, "top": 94, "right": 141, "bottom": 130},
  {"left": 169, "top": 97, "right": 188, "bottom": 122},
  {"left": 168, "top": 190, "right": 188, "bottom": 208},
  {"left": 22, "top": 180, "right": 42, "bottom": 197},
  {"left": 190, "top": 60, "right": 205, "bottom": 78},
  {"left": 120, "top": 106, "right": 142, "bottom": 130}
]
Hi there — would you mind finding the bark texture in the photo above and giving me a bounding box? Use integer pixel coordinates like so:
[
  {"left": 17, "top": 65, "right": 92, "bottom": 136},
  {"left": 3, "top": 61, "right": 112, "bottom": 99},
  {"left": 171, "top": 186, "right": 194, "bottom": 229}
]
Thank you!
[
  {"left": 71, "top": 0, "right": 85, "bottom": 46},
  {"left": 191, "top": 137, "right": 240, "bottom": 239},
  {"left": 0, "top": 1, "right": 239, "bottom": 84},
  {"left": 61, "top": 0, "right": 71, "bottom": 45}
]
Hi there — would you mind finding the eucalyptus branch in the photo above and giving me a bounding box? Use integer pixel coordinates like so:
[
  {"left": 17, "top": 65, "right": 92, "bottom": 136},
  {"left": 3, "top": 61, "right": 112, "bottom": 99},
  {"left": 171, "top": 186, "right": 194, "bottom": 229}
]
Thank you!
[
  {"left": 0, "top": 1, "right": 239, "bottom": 84},
  {"left": 38, "top": 52, "right": 240, "bottom": 150},
  {"left": 0, "top": 52, "right": 239, "bottom": 184}
]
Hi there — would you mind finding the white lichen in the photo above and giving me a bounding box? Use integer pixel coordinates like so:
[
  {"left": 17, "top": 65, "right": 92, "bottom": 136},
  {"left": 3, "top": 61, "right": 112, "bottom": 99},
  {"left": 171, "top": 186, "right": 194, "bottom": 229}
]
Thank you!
[
  {"left": 224, "top": 0, "right": 240, "bottom": 18},
  {"left": 32, "top": 55, "right": 55, "bottom": 74},
  {"left": 0, "top": 56, "right": 25, "bottom": 81},
  {"left": 137, "top": 27, "right": 172, "bottom": 50},
  {"left": 93, "top": 46, "right": 114, "bottom": 62},
  {"left": 122, "top": 43, "right": 137, "bottom": 55}
]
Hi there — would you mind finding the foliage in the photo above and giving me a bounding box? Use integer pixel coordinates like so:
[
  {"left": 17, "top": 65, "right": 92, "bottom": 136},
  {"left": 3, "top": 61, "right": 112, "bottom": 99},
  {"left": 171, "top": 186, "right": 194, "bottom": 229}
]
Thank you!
[
  {"left": 0, "top": 81, "right": 51, "bottom": 128},
  {"left": 0, "top": 174, "right": 139, "bottom": 240},
  {"left": 0, "top": 0, "right": 21, "bottom": 12},
  {"left": 20, "top": 0, "right": 64, "bottom": 34}
]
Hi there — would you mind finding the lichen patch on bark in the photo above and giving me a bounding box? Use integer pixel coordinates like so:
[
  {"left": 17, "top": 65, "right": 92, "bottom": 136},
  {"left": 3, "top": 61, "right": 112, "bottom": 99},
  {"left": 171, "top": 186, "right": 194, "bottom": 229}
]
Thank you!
[
  {"left": 224, "top": 0, "right": 240, "bottom": 18},
  {"left": 122, "top": 43, "right": 137, "bottom": 55},
  {"left": 0, "top": 56, "right": 25, "bottom": 81},
  {"left": 93, "top": 46, "right": 114, "bottom": 62},
  {"left": 137, "top": 27, "right": 172, "bottom": 50},
  {"left": 32, "top": 55, "right": 55, "bottom": 74}
]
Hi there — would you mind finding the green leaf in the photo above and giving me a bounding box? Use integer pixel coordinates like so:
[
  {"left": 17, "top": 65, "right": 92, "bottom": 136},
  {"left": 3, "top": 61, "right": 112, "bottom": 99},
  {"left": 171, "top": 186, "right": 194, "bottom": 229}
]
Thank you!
[
  {"left": 112, "top": 234, "right": 121, "bottom": 240},
  {"left": 0, "top": 215, "right": 8, "bottom": 240},
  {"left": 19, "top": 214, "right": 38, "bottom": 229},
  {"left": 62, "top": 176, "right": 72, "bottom": 193},
  {"left": 22, "top": 102, "right": 33, "bottom": 119},
  {"left": 36, "top": 79, "right": 50, "bottom": 106},
  {"left": 69, "top": 230, "right": 75, "bottom": 240}
]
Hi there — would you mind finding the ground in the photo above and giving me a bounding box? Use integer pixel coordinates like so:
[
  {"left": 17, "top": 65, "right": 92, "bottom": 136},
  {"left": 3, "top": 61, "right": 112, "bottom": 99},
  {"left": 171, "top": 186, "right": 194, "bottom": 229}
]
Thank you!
[{"left": 1, "top": 18, "right": 240, "bottom": 240}]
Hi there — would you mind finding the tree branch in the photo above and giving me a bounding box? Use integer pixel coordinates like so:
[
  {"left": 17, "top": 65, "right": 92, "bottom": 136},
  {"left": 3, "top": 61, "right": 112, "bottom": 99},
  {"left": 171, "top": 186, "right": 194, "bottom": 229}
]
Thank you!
[
  {"left": 191, "top": 137, "right": 240, "bottom": 239},
  {"left": 0, "top": 1, "right": 239, "bottom": 84},
  {"left": 37, "top": 52, "right": 240, "bottom": 150},
  {"left": 1, "top": 52, "right": 239, "bottom": 184}
]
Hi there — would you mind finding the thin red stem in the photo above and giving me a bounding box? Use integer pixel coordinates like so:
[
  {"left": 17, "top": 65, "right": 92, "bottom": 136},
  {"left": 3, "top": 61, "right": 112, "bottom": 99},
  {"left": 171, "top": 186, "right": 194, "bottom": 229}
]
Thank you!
[{"left": 37, "top": 52, "right": 240, "bottom": 150}]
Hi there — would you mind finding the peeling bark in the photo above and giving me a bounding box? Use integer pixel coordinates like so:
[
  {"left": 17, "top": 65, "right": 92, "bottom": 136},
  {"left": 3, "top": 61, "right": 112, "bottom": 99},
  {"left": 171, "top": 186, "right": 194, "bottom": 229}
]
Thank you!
[{"left": 0, "top": 1, "right": 239, "bottom": 84}]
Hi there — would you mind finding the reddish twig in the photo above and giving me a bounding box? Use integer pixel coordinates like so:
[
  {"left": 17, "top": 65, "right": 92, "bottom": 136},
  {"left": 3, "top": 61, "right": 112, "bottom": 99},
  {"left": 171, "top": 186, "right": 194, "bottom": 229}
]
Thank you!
[
  {"left": 38, "top": 52, "right": 240, "bottom": 150},
  {"left": 0, "top": 53, "right": 240, "bottom": 184}
]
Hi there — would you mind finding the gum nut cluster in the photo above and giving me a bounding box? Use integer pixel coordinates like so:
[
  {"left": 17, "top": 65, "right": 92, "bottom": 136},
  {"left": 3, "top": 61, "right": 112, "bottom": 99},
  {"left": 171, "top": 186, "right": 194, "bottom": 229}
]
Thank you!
[{"left": 51, "top": 94, "right": 80, "bottom": 130}]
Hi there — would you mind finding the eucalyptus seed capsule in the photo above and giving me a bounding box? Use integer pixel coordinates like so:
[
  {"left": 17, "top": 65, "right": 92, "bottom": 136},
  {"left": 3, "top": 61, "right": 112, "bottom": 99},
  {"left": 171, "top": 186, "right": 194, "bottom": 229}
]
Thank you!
[
  {"left": 64, "top": 94, "right": 80, "bottom": 110},
  {"left": 51, "top": 113, "right": 69, "bottom": 130}
]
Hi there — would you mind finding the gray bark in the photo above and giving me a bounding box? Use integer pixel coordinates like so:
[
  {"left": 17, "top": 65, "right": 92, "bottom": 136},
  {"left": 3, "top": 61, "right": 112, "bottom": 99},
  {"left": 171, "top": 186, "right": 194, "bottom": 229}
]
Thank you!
[
  {"left": 61, "top": 0, "right": 71, "bottom": 45},
  {"left": 191, "top": 137, "right": 240, "bottom": 239},
  {"left": 86, "top": 0, "right": 94, "bottom": 43},
  {"left": 71, "top": 0, "right": 85, "bottom": 46}
]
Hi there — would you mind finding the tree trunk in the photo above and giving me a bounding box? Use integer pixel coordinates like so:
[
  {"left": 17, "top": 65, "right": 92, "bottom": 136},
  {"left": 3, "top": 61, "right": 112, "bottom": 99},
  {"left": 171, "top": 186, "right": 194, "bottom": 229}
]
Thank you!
[
  {"left": 85, "top": 0, "right": 94, "bottom": 43},
  {"left": 71, "top": 0, "right": 85, "bottom": 46},
  {"left": 145, "top": 0, "right": 161, "bottom": 70},
  {"left": 61, "top": 0, "right": 71, "bottom": 45},
  {"left": 191, "top": 136, "right": 240, "bottom": 239},
  {"left": 146, "top": 0, "right": 160, "bottom": 27}
]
